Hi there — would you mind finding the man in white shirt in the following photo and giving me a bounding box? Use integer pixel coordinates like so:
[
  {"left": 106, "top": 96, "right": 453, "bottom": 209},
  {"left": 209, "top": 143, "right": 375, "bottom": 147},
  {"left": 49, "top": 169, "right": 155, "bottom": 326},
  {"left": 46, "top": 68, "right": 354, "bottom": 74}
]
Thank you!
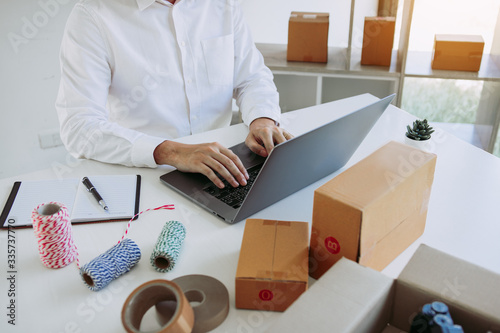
[{"left": 56, "top": 0, "right": 291, "bottom": 189}]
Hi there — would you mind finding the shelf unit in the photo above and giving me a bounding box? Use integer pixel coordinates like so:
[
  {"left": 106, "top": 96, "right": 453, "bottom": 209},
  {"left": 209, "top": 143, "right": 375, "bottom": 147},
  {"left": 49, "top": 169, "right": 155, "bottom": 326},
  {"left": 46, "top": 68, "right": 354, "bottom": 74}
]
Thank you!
[{"left": 256, "top": 0, "right": 500, "bottom": 154}]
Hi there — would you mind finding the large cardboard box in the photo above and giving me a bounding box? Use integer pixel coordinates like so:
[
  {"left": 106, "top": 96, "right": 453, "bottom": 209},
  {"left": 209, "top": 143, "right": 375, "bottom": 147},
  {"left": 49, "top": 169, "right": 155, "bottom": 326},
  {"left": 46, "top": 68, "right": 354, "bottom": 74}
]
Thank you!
[
  {"left": 235, "top": 219, "right": 309, "bottom": 312},
  {"left": 287, "top": 12, "right": 329, "bottom": 63},
  {"left": 361, "top": 17, "right": 396, "bottom": 66},
  {"left": 431, "top": 34, "right": 485, "bottom": 71},
  {"left": 266, "top": 244, "right": 500, "bottom": 332},
  {"left": 309, "top": 141, "right": 437, "bottom": 279}
]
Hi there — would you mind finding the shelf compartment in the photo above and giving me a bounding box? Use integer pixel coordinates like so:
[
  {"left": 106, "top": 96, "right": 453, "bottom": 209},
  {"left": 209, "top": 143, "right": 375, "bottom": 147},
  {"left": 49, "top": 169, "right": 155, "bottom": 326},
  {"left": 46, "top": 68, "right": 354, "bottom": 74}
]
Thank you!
[
  {"left": 273, "top": 73, "right": 319, "bottom": 112},
  {"left": 321, "top": 75, "right": 398, "bottom": 104},
  {"left": 404, "top": 51, "right": 500, "bottom": 81}
]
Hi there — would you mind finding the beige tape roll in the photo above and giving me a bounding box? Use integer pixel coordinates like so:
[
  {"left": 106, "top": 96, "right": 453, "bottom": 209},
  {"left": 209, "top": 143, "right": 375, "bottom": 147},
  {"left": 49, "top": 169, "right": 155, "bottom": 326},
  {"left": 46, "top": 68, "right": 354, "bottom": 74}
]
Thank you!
[
  {"left": 156, "top": 275, "right": 229, "bottom": 333},
  {"left": 121, "top": 279, "right": 194, "bottom": 333}
]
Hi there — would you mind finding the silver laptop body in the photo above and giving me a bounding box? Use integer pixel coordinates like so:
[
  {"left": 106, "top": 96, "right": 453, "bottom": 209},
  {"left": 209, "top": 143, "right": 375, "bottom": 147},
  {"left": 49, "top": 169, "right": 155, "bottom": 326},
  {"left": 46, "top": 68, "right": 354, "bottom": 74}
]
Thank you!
[{"left": 160, "top": 94, "right": 395, "bottom": 223}]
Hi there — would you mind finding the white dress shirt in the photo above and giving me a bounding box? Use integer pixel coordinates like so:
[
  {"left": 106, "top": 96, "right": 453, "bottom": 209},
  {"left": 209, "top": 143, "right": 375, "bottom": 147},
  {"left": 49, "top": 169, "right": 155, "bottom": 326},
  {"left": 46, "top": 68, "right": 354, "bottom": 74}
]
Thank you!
[{"left": 56, "top": 0, "right": 280, "bottom": 168}]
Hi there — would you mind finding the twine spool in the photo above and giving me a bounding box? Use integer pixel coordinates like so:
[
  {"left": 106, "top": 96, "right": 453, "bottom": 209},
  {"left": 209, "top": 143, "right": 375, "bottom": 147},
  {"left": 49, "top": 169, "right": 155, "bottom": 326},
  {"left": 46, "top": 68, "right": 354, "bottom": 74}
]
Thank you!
[
  {"left": 80, "top": 238, "right": 141, "bottom": 291},
  {"left": 31, "top": 202, "right": 78, "bottom": 269},
  {"left": 150, "top": 221, "right": 186, "bottom": 273}
]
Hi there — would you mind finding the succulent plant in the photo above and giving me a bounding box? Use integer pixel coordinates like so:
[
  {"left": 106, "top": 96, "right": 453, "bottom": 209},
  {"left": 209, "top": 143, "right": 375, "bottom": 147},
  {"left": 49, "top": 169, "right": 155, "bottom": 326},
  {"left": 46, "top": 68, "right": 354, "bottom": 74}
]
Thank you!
[{"left": 406, "top": 119, "right": 434, "bottom": 141}]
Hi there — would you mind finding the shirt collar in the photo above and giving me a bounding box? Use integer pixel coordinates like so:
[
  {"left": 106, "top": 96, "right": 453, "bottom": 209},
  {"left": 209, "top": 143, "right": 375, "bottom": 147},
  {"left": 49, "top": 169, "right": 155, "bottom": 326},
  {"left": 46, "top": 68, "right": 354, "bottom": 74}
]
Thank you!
[
  {"left": 136, "top": 0, "right": 156, "bottom": 11},
  {"left": 137, "top": 0, "right": 180, "bottom": 10}
]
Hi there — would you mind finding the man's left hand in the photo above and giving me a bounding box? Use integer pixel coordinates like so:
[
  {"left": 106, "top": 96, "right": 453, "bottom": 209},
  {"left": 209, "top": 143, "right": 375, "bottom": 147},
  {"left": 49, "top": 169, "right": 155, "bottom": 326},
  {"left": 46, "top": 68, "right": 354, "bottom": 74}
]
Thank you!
[{"left": 245, "top": 118, "right": 293, "bottom": 157}]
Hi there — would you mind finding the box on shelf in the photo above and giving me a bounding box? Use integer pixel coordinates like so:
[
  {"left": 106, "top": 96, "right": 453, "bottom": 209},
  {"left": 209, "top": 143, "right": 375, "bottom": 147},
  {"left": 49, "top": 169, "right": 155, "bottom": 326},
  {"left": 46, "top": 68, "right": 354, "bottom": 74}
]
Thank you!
[
  {"left": 235, "top": 219, "right": 309, "bottom": 312},
  {"left": 378, "top": 0, "right": 398, "bottom": 17},
  {"left": 266, "top": 244, "right": 500, "bottom": 332},
  {"left": 309, "top": 141, "right": 437, "bottom": 280},
  {"left": 287, "top": 11, "right": 329, "bottom": 63},
  {"left": 431, "top": 34, "right": 485, "bottom": 71},
  {"left": 361, "top": 17, "right": 396, "bottom": 67}
]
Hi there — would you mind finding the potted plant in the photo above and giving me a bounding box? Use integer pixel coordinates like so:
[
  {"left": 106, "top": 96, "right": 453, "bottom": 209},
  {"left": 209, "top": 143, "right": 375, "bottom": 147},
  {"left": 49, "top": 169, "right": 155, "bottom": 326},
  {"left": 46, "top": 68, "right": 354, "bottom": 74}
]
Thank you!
[{"left": 405, "top": 119, "right": 434, "bottom": 150}]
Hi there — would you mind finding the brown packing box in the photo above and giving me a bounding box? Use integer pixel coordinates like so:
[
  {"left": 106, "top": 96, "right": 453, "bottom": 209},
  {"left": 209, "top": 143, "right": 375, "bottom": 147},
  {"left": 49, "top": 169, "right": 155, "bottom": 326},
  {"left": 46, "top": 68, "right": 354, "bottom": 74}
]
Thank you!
[
  {"left": 287, "top": 12, "right": 329, "bottom": 63},
  {"left": 265, "top": 244, "right": 500, "bottom": 332},
  {"left": 431, "top": 34, "right": 485, "bottom": 71},
  {"left": 235, "top": 219, "right": 309, "bottom": 312},
  {"left": 309, "top": 141, "right": 437, "bottom": 279},
  {"left": 361, "top": 17, "right": 396, "bottom": 66},
  {"left": 378, "top": 0, "right": 398, "bottom": 17}
]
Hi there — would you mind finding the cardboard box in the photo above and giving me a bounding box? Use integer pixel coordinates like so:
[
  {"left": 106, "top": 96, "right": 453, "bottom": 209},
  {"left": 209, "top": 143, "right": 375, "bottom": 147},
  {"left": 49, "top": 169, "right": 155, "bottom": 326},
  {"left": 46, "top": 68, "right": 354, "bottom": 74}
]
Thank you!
[
  {"left": 287, "top": 12, "right": 329, "bottom": 63},
  {"left": 361, "top": 17, "right": 396, "bottom": 66},
  {"left": 266, "top": 244, "right": 500, "bottom": 332},
  {"left": 309, "top": 141, "right": 437, "bottom": 279},
  {"left": 378, "top": 0, "right": 398, "bottom": 17},
  {"left": 431, "top": 34, "right": 485, "bottom": 71},
  {"left": 235, "top": 219, "right": 309, "bottom": 312}
]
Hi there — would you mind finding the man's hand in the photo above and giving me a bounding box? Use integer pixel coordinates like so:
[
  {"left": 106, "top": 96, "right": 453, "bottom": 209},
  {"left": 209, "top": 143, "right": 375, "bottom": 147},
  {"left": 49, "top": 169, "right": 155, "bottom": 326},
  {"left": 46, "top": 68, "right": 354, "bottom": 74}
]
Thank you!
[
  {"left": 245, "top": 118, "right": 293, "bottom": 157},
  {"left": 154, "top": 141, "right": 249, "bottom": 189}
]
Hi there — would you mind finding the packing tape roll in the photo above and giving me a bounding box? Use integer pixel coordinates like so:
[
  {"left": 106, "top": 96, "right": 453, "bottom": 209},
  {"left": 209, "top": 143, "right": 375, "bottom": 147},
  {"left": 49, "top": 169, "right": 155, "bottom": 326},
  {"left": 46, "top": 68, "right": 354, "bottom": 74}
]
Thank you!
[
  {"left": 122, "top": 279, "right": 194, "bottom": 333},
  {"left": 156, "top": 275, "right": 229, "bottom": 333}
]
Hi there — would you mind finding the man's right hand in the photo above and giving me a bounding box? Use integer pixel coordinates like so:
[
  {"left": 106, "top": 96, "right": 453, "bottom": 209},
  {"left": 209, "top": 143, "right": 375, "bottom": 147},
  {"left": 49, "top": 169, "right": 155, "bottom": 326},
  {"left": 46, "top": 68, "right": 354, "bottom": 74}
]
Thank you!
[{"left": 153, "top": 140, "right": 249, "bottom": 189}]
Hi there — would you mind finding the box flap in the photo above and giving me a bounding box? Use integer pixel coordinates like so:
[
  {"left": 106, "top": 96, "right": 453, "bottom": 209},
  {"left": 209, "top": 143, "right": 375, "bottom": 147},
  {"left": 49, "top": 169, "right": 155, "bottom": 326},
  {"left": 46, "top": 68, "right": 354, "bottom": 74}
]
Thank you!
[
  {"left": 273, "top": 221, "right": 309, "bottom": 283},
  {"left": 236, "top": 219, "right": 308, "bottom": 283},
  {"left": 235, "top": 219, "right": 276, "bottom": 279},
  {"left": 265, "top": 258, "right": 394, "bottom": 332},
  {"left": 316, "top": 141, "right": 435, "bottom": 210},
  {"left": 290, "top": 11, "right": 329, "bottom": 23},
  {"left": 365, "top": 16, "right": 396, "bottom": 22},
  {"left": 435, "top": 34, "right": 485, "bottom": 43},
  {"left": 394, "top": 244, "right": 500, "bottom": 330}
]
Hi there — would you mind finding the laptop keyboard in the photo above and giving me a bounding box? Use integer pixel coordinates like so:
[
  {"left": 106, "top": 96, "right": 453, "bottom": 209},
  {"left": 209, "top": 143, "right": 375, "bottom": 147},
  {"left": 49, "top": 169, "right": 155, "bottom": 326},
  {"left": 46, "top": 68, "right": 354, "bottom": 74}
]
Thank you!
[{"left": 202, "top": 164, "right": 263, "bottom": 209}]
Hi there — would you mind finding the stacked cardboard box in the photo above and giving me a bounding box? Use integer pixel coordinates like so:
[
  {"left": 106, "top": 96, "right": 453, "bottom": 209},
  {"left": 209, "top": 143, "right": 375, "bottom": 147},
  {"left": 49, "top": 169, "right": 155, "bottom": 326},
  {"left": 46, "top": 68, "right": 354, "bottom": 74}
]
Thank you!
[
  {"left": 287, "top": 12, "right": 329, "bottom": 63},
  {"left": 309, "top": 141, "right": 437, "bottom": 279},
  {"left": 235, "top": 219, "right": 309, "bottom": 312},
  {"left": 431, "top": 34, "right": 485, "bottom": 71},
  {"left": 266, "top": 244, "right": 500, "bottom": 332},
  {"left": 361, "top": 17, "right": 396, "bottom": 66}
]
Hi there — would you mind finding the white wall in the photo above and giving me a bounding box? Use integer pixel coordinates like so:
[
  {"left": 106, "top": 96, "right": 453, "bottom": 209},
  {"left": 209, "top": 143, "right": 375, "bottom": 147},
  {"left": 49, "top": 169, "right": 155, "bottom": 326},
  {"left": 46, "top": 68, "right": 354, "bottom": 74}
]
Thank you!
[
  {"left": 1, "top": 0, "right": 351, "bottom": 179},
  {"left": 0, "top": 0, "right": 78, "bottom": 179},
  {"left": 241, "top": 0, "right": 352, "bottom": 47}
]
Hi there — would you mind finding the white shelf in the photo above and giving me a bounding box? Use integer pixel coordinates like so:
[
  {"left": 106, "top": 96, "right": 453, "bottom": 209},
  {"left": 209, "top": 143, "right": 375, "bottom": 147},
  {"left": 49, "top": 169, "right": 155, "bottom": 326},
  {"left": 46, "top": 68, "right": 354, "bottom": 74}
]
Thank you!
[
  {"left": 257, "top": 43, "right": 348, "bottom": 75},
  {"left": 405, "top": 51, "right": 500, "bottom": 81},
  {"left": 349, "top": 48, "right": 400, "bottom": 76},
  {"left": 256, "top": 0, "right": 500, "bottom": 153}
]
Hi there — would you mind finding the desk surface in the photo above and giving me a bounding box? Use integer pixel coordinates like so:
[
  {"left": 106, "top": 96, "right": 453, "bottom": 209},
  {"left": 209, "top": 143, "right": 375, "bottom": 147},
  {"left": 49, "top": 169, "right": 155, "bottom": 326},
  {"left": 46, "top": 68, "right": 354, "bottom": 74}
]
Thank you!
[{"left": 1, "top": 94, "right": 499, "bottom": 332}]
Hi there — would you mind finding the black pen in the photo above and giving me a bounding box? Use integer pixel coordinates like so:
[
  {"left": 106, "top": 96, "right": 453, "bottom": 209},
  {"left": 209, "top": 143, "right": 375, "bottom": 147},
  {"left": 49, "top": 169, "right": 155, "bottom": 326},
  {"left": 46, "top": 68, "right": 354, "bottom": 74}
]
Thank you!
[{"left": 82, "top": 177, "right": 109, "bottom": 211}]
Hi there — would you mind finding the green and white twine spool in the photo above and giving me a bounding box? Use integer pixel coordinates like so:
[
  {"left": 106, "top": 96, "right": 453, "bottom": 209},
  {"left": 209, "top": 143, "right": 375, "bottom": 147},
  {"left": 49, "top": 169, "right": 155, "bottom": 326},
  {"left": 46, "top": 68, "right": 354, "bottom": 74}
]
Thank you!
[{"left": 150, "top": 220, "right": 186, "bottom": 273}]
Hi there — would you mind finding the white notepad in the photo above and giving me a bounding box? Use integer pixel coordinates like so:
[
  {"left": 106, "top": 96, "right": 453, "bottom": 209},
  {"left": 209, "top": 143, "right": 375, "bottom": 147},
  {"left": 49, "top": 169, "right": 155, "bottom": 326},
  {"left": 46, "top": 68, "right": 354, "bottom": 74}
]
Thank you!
[{"left": 0, "top": 175, "right": 141, "bottom": 228}]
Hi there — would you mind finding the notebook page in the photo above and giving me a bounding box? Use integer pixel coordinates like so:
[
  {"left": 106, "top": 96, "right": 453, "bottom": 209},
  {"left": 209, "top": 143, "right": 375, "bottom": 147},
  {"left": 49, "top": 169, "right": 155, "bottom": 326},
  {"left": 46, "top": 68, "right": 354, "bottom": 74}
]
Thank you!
[
  {"left": 71, "top": 175, "right": 138, "bottom": 222},
  {"left": 5, "top": 179, "right": 79, "bottom": 227}
]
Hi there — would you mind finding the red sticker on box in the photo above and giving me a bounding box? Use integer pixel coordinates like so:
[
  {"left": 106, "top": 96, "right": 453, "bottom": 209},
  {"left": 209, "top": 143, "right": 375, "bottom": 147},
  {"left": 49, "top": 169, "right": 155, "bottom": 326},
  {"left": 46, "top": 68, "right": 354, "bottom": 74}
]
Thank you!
[
  {"left": 324, "top": 236, "right": 340, "bottom": 254},
  {"left": 259, "top": 289, "right": 274, "bottom": 301}
]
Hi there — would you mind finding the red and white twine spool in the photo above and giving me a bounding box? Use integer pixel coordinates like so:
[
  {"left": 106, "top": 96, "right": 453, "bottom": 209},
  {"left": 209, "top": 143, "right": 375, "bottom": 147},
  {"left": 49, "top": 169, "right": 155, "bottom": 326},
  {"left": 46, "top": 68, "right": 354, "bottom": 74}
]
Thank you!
[{"left": 32, "top": 202, "right": 79, "bottom": 269}]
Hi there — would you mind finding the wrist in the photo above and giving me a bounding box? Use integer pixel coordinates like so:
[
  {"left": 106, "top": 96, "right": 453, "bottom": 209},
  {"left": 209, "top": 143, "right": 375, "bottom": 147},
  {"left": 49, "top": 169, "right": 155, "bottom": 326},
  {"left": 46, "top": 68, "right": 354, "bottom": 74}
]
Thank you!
[
  {"left": 154, "top": 140, "right": 178, "bottom": 165},
  {"left": 250, "top": 117, "right": 279, "bottom": 129}
]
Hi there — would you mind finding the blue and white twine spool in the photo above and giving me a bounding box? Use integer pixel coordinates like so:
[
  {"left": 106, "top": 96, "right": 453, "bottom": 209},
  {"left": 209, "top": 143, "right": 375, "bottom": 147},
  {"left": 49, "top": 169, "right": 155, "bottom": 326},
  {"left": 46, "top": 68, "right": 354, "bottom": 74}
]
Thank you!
[
  {"left": 150, "top": 221, "right": 186, "bottom": 273},
  {"left": 80, "top": 238, "right": 141, "bottom": 291}
]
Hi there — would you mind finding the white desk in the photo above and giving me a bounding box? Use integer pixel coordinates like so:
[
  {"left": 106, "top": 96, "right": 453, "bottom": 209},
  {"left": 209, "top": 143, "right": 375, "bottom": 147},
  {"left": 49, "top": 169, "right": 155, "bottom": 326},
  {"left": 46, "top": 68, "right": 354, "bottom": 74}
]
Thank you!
[{"left": 1, "top": 94, "right": 499, "bottom": 332}]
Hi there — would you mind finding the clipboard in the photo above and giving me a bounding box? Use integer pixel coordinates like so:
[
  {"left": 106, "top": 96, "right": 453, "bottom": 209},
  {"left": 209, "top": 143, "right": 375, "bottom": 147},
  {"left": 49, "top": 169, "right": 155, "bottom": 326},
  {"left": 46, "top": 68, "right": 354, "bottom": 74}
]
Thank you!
[{"left": 0, "top": 175, "right": 141, "bottom": 229}]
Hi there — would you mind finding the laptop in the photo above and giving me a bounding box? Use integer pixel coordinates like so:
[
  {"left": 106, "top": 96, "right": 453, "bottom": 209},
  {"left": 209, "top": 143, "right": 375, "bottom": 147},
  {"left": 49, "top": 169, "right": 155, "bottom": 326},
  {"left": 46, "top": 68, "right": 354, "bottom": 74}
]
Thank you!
[{"left": 160, "top": 94, "right": 395, "bottom": 223}]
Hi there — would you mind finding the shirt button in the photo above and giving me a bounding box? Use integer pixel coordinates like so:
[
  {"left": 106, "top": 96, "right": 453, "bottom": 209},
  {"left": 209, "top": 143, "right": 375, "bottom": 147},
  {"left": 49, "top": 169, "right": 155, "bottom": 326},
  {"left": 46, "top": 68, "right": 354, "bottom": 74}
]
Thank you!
[
  {"left": 186, "top": 78, "right": 192, "bottom": 84},
  {"left": 180, "top": 41, "right": 186, "bottom": 47}
]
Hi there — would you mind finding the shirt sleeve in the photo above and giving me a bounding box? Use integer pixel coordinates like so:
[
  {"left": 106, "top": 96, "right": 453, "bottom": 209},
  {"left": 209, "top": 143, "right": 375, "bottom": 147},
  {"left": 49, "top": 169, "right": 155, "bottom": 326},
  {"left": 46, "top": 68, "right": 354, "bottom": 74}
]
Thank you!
[
  {"left": 231, "top": 1, "right": 281, "bottom": 126},
  {"left": 55, "top": 4, "right": 164, "bottom": 168}
]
